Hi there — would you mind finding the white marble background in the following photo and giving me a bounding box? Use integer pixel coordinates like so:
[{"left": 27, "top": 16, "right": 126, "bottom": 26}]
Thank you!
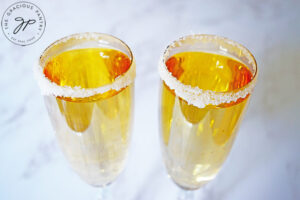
[{"left": 0, "top": 0, "right": 299, "bottom": 199}]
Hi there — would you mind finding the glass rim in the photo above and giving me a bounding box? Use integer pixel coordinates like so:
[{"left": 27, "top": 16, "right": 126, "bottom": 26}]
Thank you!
[
  {"left": 159, "top": 34, "right": 258, "bottom": 108},
  {"left": 35, "top": 32, "right": 135, "bottom": 98}
]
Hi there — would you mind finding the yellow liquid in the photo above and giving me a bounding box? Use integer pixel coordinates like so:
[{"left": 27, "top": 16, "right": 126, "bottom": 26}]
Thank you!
[
  {"left": 161, "top": 52, "right": 252, "bottom": 189},
  {"left": 44, "top": 48, "right": 133, "bottom": 186}
]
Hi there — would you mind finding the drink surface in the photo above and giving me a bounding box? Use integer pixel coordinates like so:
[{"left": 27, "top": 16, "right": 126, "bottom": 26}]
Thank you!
[
  {"left": 44, "top": 48, "right": 131, "bottom": 101},
  {"left": 166, "top": 51, "right": 252, "bottom": 93},
  {"left": 44, "top": 48, "right": 133, "bottom": 186},
  {"left": 161, "top": 51, "right": 253, "bottom": 189}
]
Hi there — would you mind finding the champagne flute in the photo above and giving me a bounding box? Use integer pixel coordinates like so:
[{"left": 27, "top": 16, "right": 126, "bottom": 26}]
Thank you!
[
  {"left": 35, "top": 33, "right": 135, "bottom": 199},
  {"left": 158, "top": 34, "right": 258, "bottom": 199}
]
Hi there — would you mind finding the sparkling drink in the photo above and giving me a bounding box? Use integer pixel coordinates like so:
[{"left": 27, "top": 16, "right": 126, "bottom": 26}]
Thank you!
[
  {"left": 36, "top": 33, "right": 135, "bottom": 187},
  {"left": 159, "top": 35, "right": 257, "bottom": 191}
]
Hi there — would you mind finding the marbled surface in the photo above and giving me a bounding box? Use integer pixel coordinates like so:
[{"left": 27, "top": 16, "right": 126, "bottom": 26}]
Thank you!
[{"left": 0, "top": 0, "right": 299, "bottom": 199}]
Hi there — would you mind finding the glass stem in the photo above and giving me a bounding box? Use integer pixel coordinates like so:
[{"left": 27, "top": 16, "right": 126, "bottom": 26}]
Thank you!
[
  {"left": 97, "top": 186, "right": 109, "bottom": 200},
  {"left": 178, "top": 188, "right": 195, "bottom": 200}
]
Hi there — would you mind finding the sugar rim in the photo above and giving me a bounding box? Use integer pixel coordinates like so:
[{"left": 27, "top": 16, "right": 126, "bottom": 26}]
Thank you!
[
  {"left": 158, "top": 34, "right": 258, "bottom": 108},
  {"left": 34, "top": 32, "right": 135, "bottom": 98}
]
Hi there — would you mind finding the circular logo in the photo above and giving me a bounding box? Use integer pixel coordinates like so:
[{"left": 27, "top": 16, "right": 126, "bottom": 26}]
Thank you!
[{"left": 1, "top": 1, "right": 46, "bottom": 46}]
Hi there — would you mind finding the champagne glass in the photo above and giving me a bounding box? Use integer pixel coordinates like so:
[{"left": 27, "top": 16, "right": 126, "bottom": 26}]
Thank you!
[
  {"left": 35, "top": 33, "right": 135, "bottom": 199},
  {"left": 158, "top": 34, "right": 258, "bottom": 199}
]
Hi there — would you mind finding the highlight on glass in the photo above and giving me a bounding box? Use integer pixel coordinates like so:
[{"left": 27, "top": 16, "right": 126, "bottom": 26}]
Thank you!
[
  {"left": 34, "top": 32, "right": 135, "bottom": 197},
  {"left": 158, "top": 34, "right": 258, "bottom": 198}
]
